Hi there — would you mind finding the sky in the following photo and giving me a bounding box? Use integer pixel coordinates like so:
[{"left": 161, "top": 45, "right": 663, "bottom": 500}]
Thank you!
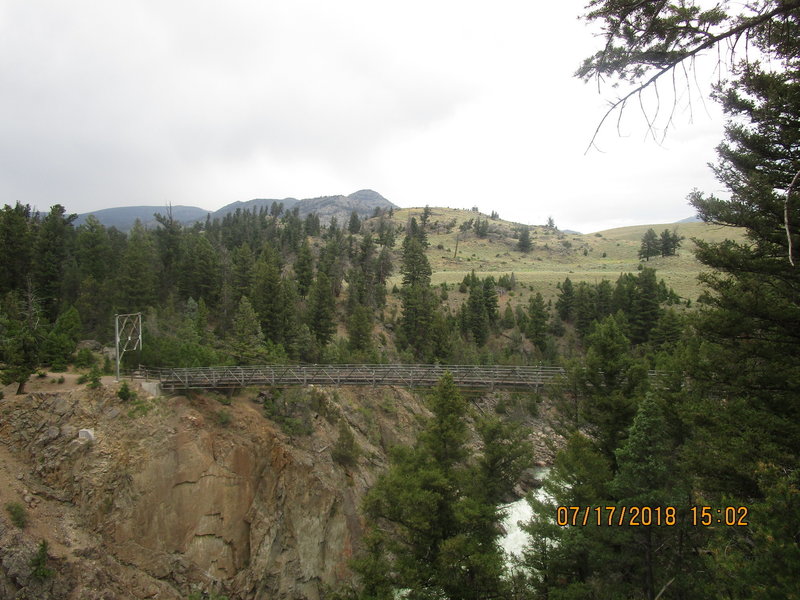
[{"left": 0, "top": 0, "right": 731, "bottom": 233}]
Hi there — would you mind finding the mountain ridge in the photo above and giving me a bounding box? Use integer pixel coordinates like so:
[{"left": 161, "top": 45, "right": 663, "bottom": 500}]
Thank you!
[{"left": 74, "top": 189, "right": 396, "bottom": 230}]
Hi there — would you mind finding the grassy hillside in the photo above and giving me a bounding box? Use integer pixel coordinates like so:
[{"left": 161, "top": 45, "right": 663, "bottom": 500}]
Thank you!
[{"left": 386, "top": 207, "right": 747, "bottom": 304}]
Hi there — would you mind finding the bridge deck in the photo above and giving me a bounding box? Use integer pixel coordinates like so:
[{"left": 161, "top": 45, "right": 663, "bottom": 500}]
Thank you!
[{"left": 132, "top": 364, "right": 569, "bottom": 391}]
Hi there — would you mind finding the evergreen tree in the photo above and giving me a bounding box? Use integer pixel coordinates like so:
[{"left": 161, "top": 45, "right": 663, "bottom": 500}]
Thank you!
[
  {"left": 580, "top": 316, "right": 649, "bottom": 465},
  {"left": 347, "top": 210, "right": 361, "bottom": 234},
  {"left": 526, "top": 292, "right": 549, "bottom": 351},
  {"left": 116, "top": 221, "right": 158, "bottom": 312},
  {"left": 573, "top": 281, "right": 596, "bottom": 337},
  {"left": 33, "top": 205, "right": 77, "bottom": 320},
  {"left": 304, "top": 212, "right": 321, "bottom": 237},
  {"left": 230, "top": 242, "right": 255, "bottom": 300},
  {"left": 466, "top": 280, "right": 489, "bottom": 345},
  {"left": 638, "top": 228, "right": 660, "bottom": 261},
  {"left": 250, "top": 245, "right": 283, "bottom": 343},
  {"left": 376, "top": 216, "right": 396, "bottom": 248},
  {"left": 517, "top": 226, "right": 532, "bottom": 252},
  {"left": 227, "top": 296, "right": 267, "bottom": 364},
  {"left": 555, "top": 277, "right": 575, "bottom": 321},
  {"left": 178, "top": 233, "right": 220, "bottom": 306},
  {"left": 347, "top": 305, "right": 373, "bottom": 355},
  {"left": 0, "top": 286, "right": 45, "bottom": 394},
  {"left": 294, "top": 239, "right": 314, "bottom": 297},
  {"left": 153, "top": 209, "right": 184, "bottom": 300},
  {"left": 307, "top": 271, "right": 336, "bottom": 346},
  {"left": 398, "top": 236, "right": 438, "bottom": 359},
  {"left": 0, "top": 203, "right": 33, "bottom": 294},
  {"left": 482, "top": 276, "right": 499, "bottom": 326},
  {"left": 355, "top": 373, "right": 532, "bottom": 599},
  {"left": 75, "top": 215, "right": 113, "bottom": 282},
  {"left": 630, "top": 267, "right": 661, "bottom": 344},
  {"left": 659, "top": 228, "right": 683, "bottom": 257},
  {"left": 41, "top": 306, "right": 82, "bottom": 369}
]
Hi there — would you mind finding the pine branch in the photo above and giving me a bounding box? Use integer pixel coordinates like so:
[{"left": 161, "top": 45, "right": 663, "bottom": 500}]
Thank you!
[{"left": 585, "top": 1, "right": 800, "bottom": 153}]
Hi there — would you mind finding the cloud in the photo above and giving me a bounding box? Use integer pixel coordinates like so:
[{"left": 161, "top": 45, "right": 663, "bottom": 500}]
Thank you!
[{"left": 0, "top": 0, "right": 730, "bottom": 232}]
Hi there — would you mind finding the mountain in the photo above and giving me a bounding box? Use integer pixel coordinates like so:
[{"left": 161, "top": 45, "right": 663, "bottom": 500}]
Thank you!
[
  {"left": 677, "top": 214, "right": 701, "bottom": 223},
  {"left": 73, "top": 205, "right": 209, "bottom": 230},
  {"left": 211, "top": 197, "right": 300, "bottom": 220},
  {"left": 75, "top": 190, "right": 396, "bottom": 230},
  {"left": 290, "top": 189, "right": 395, "bottom": 224}
]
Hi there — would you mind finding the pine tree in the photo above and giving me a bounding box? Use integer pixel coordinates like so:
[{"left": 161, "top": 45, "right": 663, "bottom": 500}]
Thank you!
[
  {"left": 398, "top": 235, "right": 438, "bottom": 359},
  {"left": 74, "top": 215, "right": 113, "bottom": 282},
  {"left": 466, "top": 280, "right": 489, "bottom": 345},
  {"left": 0, "top": 203, "right": 33, "bottom": 294},
  {"left": 526, "top": 292, "right": 549, "bottom": 351},
  {"left": 307, "top": 271, "right": 336, "bottom": 346},
  {"left": 517, "top": 227, "right": 532, "bottom": 253},
  {"left": 482, "top": 276, "right": 499, "bottom": 326},
  {"left": 347, "top": 210, "right": 361, "bottom": 234},
  {"left": 555, "top": 277, "right": 575, "bottom": 321},
  {"left": 116, "top": 221, "right": 158, "bottom": 312},
  {"left": 355, "top": 373, "right": 531, "bottom": 599},
  {"left": 178, "top": 233, "right": 220, "bottom": 306},
  {"left": 33, "top": 205, "right": 77, "bottom": 320},
  {"left": 347, "top": 305, "right": 373, "bottom": 354},
  {"left": 230, "top": 242, "right": 255, "bottom": 300},
  {"left": 227, "top": 296, "right": 267, "bottom": 365},
  {"left": 638, "top": 228, "right": 660, "bottom": 261},
  {"left": 250, "top": 246, "right": 283, "bottom": 343},
  {"left": 294, "top": 239, "right": 314, "bottom": 297},
  {"left": 0, "top": 286, "right": 45, "bottom": 394},
  {"left": 630, "top": 267, "right": 661, "bottom": 344},
  {"left": 659, "top": 228, "right": 683, "bottom": 257},
  {"left": 41, "top": 306, "right": 82, "bottom": 369}
]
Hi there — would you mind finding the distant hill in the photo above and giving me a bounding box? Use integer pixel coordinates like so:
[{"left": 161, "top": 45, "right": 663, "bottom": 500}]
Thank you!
[
  {"left": 677, "top": 214, "right": 702, "bottom": 223},
  {"left": 210, "top": 197, "right": 300, "bottom": 220},
  {"left": 75, "top": 189, "right": 397, "bottom": 230},
  {"left": 73, "top": 205, "right": 209, "bottom": 230}
]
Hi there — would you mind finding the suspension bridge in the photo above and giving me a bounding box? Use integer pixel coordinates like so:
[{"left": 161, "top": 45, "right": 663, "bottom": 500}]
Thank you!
[{"left": 130, "top": 364, "right": 571, "bottom": 392}]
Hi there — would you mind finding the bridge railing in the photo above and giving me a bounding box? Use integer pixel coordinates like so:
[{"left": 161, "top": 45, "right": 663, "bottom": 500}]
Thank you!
[{"left": 129, "top": 364, "right": 568, "bottom": 391}]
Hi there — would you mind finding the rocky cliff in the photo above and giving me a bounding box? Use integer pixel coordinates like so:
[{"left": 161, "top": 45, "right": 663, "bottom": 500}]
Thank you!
[
  {"left": 0, "top": 382, "right": 434, "bottom": 599},
  {"left": 0, "top": 380, "right": 555, "bottom": 599}
]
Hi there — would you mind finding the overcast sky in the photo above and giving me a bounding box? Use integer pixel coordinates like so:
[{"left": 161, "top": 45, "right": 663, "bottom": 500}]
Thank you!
[{"left": 0, "top": 0, "right": 730, "bottom": 233}]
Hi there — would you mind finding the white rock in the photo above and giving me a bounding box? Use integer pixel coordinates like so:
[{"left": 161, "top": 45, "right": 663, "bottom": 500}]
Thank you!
[{"left": 78, "top": 428, "right": 95, "bottom": 441}]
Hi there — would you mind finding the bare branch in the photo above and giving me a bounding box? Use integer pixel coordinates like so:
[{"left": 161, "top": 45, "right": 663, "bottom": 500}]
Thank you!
[{"left": 786, "top": 168, "right": 800, "bottom": 266}]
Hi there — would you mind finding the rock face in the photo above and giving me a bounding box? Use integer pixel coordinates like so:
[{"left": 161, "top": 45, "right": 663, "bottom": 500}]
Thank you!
[{"left": 0, "top": 384, "right": 429, "bottom": 599}]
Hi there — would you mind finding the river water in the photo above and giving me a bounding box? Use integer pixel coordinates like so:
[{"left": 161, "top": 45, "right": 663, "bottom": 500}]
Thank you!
[{"left": 500, "top": 467, "right": 550, "bottom": 557}]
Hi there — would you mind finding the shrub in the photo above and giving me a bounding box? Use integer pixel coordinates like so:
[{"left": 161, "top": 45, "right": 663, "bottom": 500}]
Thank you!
[
  {"left": 50, "top": 360, "right": 68, "bottom": 373},
  {"left": 57, "top": 376, "right": 65, "bottom": 384},
  {"left": 332, "top": 421, "right": 359, "bottom": 466},
  {"left": 36, "top": 371, "right": 47, "bottom": 378},
  {"left": 74, "top": 348, "right": 96, "bottom": 369},
  {"left": 117, "top": 381, "right": 136, "bottom": 402},
  {"left": 86, "top": 366, "right": 102, "bottom": 389},
  {"left": 5, "top": 502, "right": 27, "bottom": 528},
  {"left": 127, "top": 397, "right": 154, "bottom": 418},
  {"left": 30, "top": 540, "right": 53, "bottom": 580},
  {"left": 216, "top": 410, "right": 232, "bottom": 427}
]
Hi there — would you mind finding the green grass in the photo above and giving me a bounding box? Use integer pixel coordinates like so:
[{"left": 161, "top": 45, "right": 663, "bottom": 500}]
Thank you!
[{"left": 387, "top": 208, "right": 747, "bottom": 304}]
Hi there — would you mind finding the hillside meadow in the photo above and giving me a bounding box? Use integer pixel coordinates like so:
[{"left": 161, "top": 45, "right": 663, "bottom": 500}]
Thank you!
[{"left": 386, "top": 207, "right": 747, "bottom": 305}]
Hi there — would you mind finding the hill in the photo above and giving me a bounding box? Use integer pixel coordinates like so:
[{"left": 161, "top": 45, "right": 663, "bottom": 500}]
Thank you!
[
  {"left": 73, "top": 205, "right": 209, "bottom": 229},
  {"left": 385, "top": 207, "right": 746, "bottom": 303}
]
